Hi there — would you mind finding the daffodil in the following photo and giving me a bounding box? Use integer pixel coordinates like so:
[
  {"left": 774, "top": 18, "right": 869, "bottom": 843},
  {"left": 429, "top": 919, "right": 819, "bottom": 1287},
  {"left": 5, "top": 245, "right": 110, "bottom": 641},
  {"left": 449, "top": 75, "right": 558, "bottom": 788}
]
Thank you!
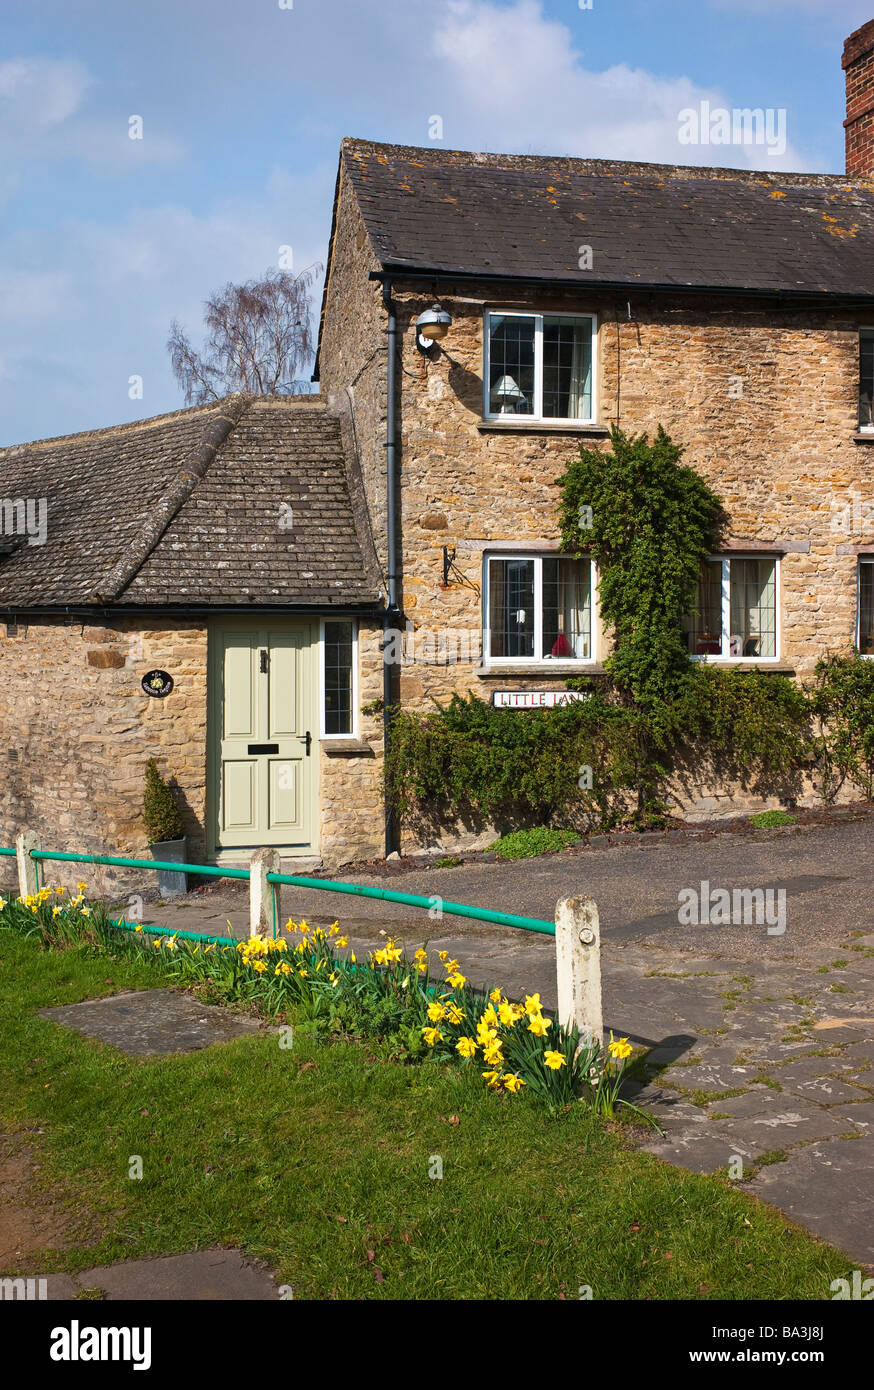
[
  {"left": 446, "top": 971, "right": 466, "bottom": 989},
  {"left": 608, "top": 1033, "right": 633, "bottom": 1061},
  {"left": 527, "top": 1014, "right": 550, "bottom": 1037},
  {"left": 438, "top": 950, "right": 449, "bottom": 963},
  {"left": 456, "top": 1036, "right": 477, "bottom": 1058},
  {"left": 502, "top": 1073, "right": 525, "bottom": 1093},
  {"left": 446, "top": 1003, "right": 464, "bottom": 1025},
  {"left": 524, "top": 993, "right": 543, "bottom": 1017},
  {"left": 422, "top": 1026, "right": 443, "bottom": 1047},
  {"left": 427, "top": 1001, "right": 447, "bottom": 1023},
  {"left": 76, "top": 882, "right": 87, "bottom": 892},
  {"left": 544, "top": 1049, "right": 567, "bottom": 1071},
  {"left": 498, "top": 1001, "right": 516, "bottom": 1027},
  {"left": 481, "top": 1070, "right": 501, "bottom": 1088},
  {"left": 489, "top": 987, "right": 502, "bottom": 1003}
]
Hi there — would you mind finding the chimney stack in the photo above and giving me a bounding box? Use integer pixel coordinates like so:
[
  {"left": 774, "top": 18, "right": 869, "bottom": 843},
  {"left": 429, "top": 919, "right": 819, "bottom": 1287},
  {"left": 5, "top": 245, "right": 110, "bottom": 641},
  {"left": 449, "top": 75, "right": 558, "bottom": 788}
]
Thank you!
[{"left": 844, "top": 19, "right": 874, "bottom": 178}]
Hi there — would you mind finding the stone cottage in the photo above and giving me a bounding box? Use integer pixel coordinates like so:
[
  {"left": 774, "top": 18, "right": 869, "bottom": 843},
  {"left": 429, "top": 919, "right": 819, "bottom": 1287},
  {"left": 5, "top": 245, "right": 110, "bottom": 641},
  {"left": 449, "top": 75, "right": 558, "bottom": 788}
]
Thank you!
[{"left": 5, "top": 20, "right": 874, "bottom": 875}]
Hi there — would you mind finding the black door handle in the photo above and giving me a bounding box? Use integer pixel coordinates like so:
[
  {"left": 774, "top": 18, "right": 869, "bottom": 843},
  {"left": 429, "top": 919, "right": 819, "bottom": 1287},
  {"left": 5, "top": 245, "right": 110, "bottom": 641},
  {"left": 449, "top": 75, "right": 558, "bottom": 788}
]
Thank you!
[
  {"left": 303, "top": 731, "right": 312, "bottom": 756},
  {"left": 259, "top": 649, "right": 268, "bottom": 674}
]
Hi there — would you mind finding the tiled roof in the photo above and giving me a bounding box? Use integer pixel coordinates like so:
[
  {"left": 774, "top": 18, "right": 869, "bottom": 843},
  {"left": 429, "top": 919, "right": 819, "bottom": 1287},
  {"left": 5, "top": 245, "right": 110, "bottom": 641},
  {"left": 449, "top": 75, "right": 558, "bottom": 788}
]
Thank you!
[
  {"left": 0, "top": 395, "right": 380, "bottom": 610},
  {"left": 340, "top": 137, "right": 874, "bottom": 297}
]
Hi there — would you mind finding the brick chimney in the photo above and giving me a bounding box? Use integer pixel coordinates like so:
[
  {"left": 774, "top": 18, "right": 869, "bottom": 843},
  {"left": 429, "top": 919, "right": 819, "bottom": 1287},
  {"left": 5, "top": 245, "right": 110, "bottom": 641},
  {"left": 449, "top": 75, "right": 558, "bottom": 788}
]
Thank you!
[{"left": 844, "top": 19, "right": 874, "bottom": 178}]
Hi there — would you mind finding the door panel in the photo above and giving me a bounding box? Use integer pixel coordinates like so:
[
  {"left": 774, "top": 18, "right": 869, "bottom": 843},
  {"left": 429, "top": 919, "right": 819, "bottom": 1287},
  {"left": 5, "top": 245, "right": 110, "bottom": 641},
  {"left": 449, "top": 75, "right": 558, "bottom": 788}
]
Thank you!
[
  {"left": 268, "top": 756, "right": 300, "bottom": 831},
  {"left": 211, "top": 622, "right": 317, "bottom": 851},
  {"left": 222, "top": 760, "right": 258, "bottom": 833}
]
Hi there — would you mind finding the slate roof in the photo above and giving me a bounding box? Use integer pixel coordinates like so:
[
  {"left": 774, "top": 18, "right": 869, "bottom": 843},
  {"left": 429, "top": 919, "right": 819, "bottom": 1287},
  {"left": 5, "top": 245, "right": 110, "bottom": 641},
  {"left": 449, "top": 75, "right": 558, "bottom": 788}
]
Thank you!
[
  {"left": 0, "top": 395, "right": 380, "bottom": 610},
  {"left": 338, "top": 137, "right": 874, "bottom": 298}
]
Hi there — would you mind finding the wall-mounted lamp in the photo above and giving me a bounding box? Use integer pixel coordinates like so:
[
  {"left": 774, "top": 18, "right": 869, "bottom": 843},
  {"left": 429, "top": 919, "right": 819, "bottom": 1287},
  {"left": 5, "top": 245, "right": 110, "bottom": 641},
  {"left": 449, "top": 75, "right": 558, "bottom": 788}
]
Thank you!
[{"left": 415, "top": 302, "right": 452, "bottom": 352}]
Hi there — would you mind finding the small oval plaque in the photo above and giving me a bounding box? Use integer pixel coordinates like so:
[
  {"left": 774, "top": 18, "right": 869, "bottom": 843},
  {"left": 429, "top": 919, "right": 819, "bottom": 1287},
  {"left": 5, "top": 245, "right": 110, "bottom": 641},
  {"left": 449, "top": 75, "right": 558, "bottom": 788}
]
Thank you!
[{"left": 142, "top": 669, "right": 174, "bottom": 698}]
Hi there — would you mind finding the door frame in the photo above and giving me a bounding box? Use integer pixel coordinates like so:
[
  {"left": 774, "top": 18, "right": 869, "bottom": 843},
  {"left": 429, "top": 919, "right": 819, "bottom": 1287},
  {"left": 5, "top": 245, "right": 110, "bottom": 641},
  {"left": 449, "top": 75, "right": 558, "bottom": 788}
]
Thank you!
[{"left": 206, "top": 616, "right": 321, "bottom": 859}]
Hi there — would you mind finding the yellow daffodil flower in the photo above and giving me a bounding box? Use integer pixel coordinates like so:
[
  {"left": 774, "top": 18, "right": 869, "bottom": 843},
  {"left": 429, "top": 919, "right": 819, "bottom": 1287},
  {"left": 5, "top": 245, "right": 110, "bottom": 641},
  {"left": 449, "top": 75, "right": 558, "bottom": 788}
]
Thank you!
[
  {"left": 456, "top": 1036, "right": 477, "bottom": 1058},
  {"left": 421, "top": 1026, "right": 443, "bottom": 1047},
  {"left": 544, "top": 1049, "right": 567, "bottom": 1070},
  {"left": 502, "top": 1073, "right": 525, "bottom": 1093},
  {"left": 527, "top": 1014, "right": 550, "bottom": 1037}
]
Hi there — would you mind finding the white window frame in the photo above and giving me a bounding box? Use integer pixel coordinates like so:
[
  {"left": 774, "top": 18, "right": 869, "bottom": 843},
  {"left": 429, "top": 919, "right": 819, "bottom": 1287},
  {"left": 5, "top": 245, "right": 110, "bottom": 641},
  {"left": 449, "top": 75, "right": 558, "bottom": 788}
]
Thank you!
[
  {"left": 483, "top": 310, "right": 598, "bottom": 424},
  {"left": 689, "top": 555, "right": 781, "bottom": 664},
  {"left": 859, "top": 326, "right": 874, "bottom": 432},
  {"left": 319, "top": 618, "right": 358, "bottom": 738},
  {"left": 857, "top": 558, "right": 874, "bottom": 657},
  {"left": 482, "top": 553, "right": 597, "bottom": 666}
]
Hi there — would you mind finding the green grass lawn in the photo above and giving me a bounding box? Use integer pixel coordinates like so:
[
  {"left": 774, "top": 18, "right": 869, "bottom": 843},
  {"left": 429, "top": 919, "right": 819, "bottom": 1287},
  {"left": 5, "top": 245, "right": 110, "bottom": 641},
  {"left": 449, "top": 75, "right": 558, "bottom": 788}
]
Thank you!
[{"left": 0, "top": 933, "right": 852, "bottom": 1300}]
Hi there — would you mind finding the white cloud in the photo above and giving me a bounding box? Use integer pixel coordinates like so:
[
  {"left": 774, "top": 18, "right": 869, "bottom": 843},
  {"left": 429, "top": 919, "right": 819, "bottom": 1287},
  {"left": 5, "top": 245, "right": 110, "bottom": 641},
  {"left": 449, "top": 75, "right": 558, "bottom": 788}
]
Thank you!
[
  {"left": 0, "top": 57, "right": 90, "bottom": 134},
  {"left": 0, "top": 54, "right": 183, "bottom": 174},
  {"left": 431, "top": 0, "right": 810, "bottom": 169}
]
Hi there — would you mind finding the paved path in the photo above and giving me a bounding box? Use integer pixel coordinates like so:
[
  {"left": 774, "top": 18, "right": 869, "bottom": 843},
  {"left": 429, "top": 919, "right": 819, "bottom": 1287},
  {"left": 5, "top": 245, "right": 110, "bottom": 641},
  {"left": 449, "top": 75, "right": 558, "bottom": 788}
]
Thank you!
[{"left": 130, "top": 816, "right": 874, "bottom": 1268}]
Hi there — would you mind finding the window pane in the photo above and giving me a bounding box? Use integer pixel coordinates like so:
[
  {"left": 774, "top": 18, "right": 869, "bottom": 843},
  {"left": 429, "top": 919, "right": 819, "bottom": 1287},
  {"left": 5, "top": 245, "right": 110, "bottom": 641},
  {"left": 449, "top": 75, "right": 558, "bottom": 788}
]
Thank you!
[
  {"left": 860, "top": 562, "right": 874, "bottom": 654},
  {"left": 543, "top": 316, "right": 592, "bottom": 419},
  {"left": 488, "top": 315, "right": 535, "bottom": 415},
  {"left": 682, "top": 561, "right": 723, "bottom": 655},
  {"left": 324, "top": 621, "right": 354, "bottom": 734},
  {"left": 488, "top": 559, "right": 535, "bottom": 657},
  {"left": 861, "top": 330, "right": 874, "bottom": 428},
  {"left": 729, "top": 558, "right": 777, "bottom": 658},
  {"left": 541, "top": 558, "right": 591, "bottom": 659}
]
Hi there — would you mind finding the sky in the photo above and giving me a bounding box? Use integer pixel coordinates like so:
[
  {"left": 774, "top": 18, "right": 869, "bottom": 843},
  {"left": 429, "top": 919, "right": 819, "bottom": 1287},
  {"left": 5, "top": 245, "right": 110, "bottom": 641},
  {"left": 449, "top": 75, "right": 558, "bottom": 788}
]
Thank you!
[{"left": 0, "top": 0, "right": 870, "bottom": 445}]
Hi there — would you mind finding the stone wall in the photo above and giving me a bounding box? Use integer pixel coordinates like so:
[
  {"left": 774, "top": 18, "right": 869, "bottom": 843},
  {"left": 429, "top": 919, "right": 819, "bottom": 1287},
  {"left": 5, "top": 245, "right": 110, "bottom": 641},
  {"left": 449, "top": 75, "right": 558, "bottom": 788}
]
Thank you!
[
  {"left": 0, "top": 618, "right": 208, "bottom": 896},
  {"left": 319, "top": 214, "right": 874, "bottom": 843}
]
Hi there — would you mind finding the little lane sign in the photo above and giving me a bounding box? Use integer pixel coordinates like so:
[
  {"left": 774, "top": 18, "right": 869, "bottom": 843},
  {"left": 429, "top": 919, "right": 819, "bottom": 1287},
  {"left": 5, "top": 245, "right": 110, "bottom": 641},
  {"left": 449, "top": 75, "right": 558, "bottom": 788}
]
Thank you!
[{"left": 492, "top": 690, "right": 589, "bottom": 709}]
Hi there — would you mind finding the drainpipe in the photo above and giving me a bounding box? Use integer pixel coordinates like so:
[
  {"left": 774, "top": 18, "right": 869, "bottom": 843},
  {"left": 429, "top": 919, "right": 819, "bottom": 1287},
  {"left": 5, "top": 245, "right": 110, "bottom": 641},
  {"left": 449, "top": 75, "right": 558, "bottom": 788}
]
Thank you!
[{"left": 382, "top": 278, "right": 400, "bottom": 857}]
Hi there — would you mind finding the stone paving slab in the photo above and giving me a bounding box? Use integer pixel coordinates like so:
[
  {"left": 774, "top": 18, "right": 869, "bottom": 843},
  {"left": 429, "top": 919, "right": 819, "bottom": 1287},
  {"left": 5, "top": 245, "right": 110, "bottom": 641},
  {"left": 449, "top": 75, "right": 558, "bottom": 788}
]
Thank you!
[
  {"left": 749, "top": 1139, "right": 874, "bottom": 1266},
  {"left": 39, "top": 990, "right": 263, "bottom": 1057},
  {"left": 34, "top": 1249, "right": 278, "bottom": 1300}
]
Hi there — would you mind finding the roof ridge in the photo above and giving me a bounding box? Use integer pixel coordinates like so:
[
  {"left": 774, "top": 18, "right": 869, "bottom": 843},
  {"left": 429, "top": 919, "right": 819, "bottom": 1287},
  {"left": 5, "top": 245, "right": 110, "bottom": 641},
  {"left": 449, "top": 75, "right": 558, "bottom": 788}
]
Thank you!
[
  {"left": 0, "top": 397, "right": 239, "bottom": 457},
  {"left": 340, "top": 135, "right": 867, "bottom": 189},
  {"left": 89, "top": 394, "right": 254, "bottom": 604}
]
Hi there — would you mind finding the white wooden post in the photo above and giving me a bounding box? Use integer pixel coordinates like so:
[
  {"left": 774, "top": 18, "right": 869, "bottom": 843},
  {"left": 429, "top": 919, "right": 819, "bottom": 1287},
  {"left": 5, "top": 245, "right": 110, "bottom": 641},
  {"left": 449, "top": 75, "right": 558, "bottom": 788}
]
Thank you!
[
  {"left": 249, "top": 848, "right": 281, "bottom": 938},
  {"left": 555, "top": 895, "right": 603, "bottom": 1047},
  {"left": 15, "top": 829, "right": 41, "bottom": 898}
]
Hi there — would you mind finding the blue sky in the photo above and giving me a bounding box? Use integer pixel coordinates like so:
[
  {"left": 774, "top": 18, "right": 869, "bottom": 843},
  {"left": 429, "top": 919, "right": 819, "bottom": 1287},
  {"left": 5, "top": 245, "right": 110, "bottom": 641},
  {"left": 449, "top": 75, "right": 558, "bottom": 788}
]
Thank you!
[{"left": 0, "top": 0, "right": 869, "bottom": 445}]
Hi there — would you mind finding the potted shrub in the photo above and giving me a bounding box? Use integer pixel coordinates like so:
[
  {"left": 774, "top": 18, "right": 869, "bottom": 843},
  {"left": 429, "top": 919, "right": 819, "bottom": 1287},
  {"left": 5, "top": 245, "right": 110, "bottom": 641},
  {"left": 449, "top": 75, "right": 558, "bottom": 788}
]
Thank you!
[{"left": 143, "top": 758, "right": 187, "bottom": 897}]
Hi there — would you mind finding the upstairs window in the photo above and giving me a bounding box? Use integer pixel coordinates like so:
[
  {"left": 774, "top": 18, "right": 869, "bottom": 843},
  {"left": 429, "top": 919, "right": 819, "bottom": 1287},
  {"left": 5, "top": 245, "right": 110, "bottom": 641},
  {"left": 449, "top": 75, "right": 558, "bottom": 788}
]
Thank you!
[
  {"left": 861, "top": 329, "right": 874, "bottom": 430},
  {"left": 682, "top": 556, "right": 779, "bottom": 661},
  {"left": 484, "top": 555, "right": 595, "bottom": 664},
  {"left": 484, "top": 312, "right": 595, "bottom": 422}
]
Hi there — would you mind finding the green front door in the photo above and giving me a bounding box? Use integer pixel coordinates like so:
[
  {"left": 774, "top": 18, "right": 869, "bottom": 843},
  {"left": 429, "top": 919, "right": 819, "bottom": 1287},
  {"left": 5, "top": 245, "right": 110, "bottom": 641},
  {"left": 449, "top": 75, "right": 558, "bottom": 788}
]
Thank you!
[{"left": 210, "top": 621, "right": 318, "bottom": 852}]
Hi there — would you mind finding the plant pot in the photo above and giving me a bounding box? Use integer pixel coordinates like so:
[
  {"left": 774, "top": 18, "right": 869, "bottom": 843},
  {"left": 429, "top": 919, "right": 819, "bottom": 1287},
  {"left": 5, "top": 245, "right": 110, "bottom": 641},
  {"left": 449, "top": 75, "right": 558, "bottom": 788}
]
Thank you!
[{"left": 150, "top": 837, "right": 188, "bottom": 898}]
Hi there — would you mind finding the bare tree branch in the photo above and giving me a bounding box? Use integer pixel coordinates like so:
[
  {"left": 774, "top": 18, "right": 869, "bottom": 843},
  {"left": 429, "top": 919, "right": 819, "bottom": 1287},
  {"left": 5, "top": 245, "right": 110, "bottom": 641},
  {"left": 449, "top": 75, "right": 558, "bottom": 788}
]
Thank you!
[{"left": 167, "top": 264, "right": 322, "bottom": 405}]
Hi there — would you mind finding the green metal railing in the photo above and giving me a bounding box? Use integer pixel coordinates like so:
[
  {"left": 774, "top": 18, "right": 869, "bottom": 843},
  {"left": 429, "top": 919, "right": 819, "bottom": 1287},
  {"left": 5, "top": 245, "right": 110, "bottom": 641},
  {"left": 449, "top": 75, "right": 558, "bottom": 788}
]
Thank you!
[{"left": 5, "top": 846, "right": 556, "bottom": 945}]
